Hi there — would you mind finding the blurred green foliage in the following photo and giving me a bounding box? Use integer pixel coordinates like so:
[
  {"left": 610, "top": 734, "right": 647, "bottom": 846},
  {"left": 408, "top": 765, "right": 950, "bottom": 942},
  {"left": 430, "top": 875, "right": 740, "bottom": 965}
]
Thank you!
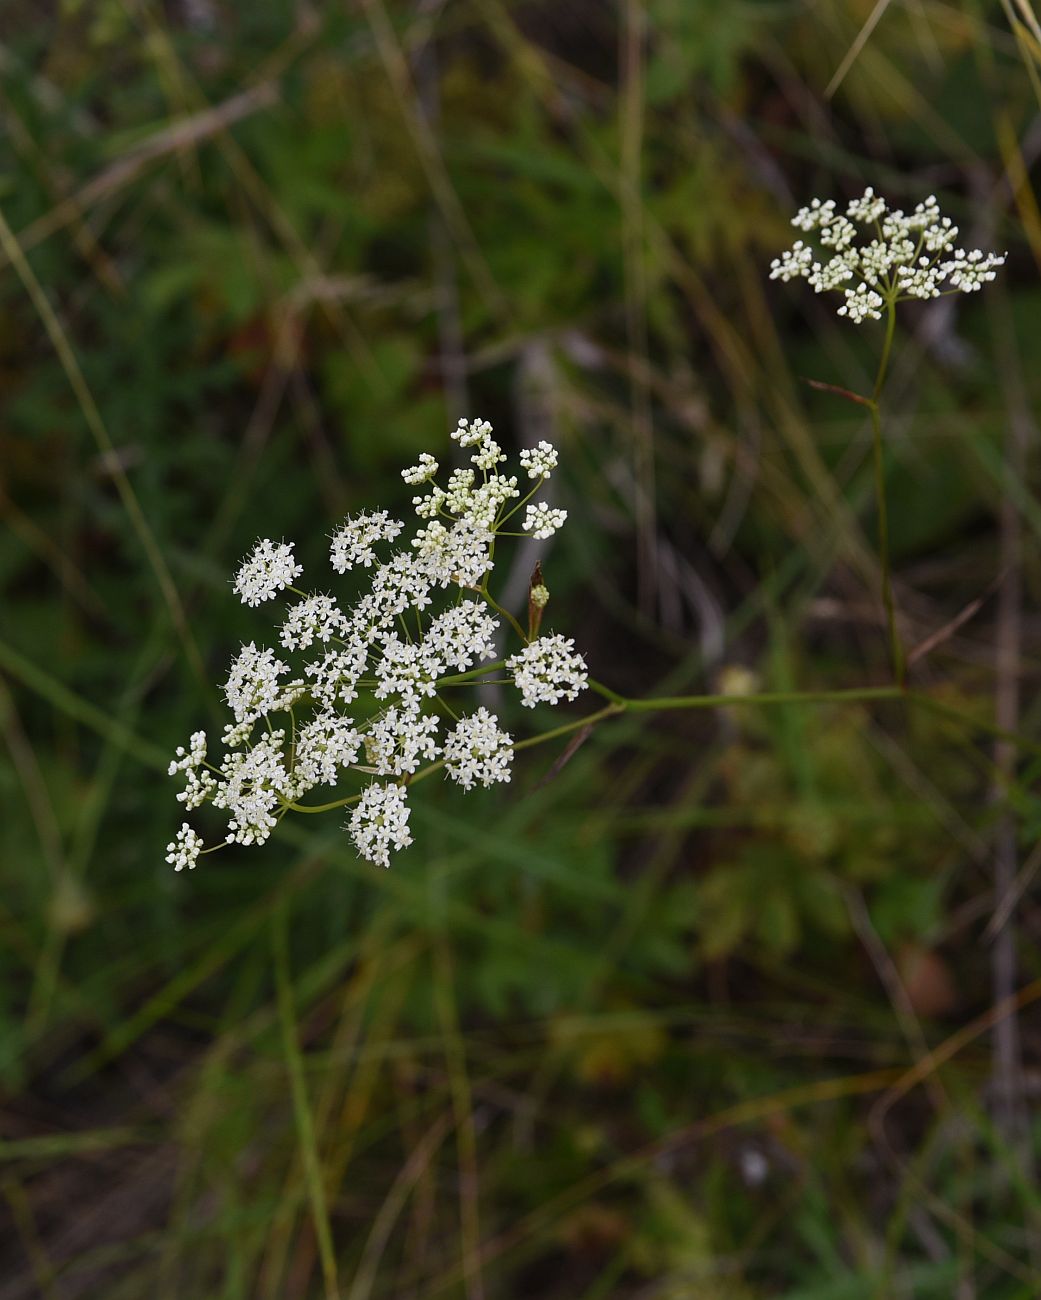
[{"left": 2, "top": 0, "right": 1041, "bottom": 1296}]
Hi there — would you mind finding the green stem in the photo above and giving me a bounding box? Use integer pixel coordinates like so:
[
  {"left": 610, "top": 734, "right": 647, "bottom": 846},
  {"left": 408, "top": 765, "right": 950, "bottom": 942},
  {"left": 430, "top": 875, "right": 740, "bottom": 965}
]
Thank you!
[
  {"left": 279, "top": 682, "right": 1041, "bottom": 817},
  {"left": 473, "top": 587, "right": 528, "bottom": 644},
  {"left": 623, "top": 686, "right": 904, "bottom": 712},
  {"left": 436, "top": 660, "right": 507, "bottom": 687},
  {"left": 870, "top": 296, "right": 904, "bottom": 688}
]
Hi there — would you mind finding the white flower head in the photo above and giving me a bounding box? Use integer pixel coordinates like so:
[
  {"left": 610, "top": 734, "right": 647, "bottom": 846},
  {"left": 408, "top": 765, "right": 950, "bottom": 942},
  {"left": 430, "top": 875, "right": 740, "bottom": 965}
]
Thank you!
[
  {"left": 451, "top": 416, "right": 493, "bottom": 448},
  {"left": 402, "top": 452, "right": 439, "bottom": 485},
  {"left": 214, "top": 731, "right": 290, "bottom": 847},
  {"left": 769, "top": 241, "right": 813, "bottom": 283},
  {"left": 522, "top": 502, "right": 568, "bottom": 540},
  {"left": 472, "top": 438, "right": 506, "bottom": 471},
  {"left": 280, "top": 593, "right": 349, "bottom": 650},
  {"left": 233, "top": 539, "right": 302, "bottom": 607},
  {"left": 349, "top": 782, "right": 413, "bottom": 867},
  {"left": 444, "top": 707, "right": 513, "bottom": 790},
  {"left": 294, "top": 713, "right": 362, "bottom": 791},
  {"left": 224, "top": 643, "right": 289, "bottom": 724},
  {"left": 774, "top": 190, "right": 1005, "bottom": 323},
  {"left": 365, "top": 706, "right": 440, "bottom": 777},
  {"left": 174, "top": 414, "right": 588, "bottom": 872},
  {"left": 792, "top": 198, "right": 836, "bottom": 232},
  {"left": 330, "top": 511, "right": 403, "bottom": 573},
  {"left": 507, "top": 634, "right": 589, "bottom": 708},
  {"left": 424, "top": 600, "right": 499, "bottom": 672},
  {"left": 168, "top": 730, "right": 207, "bottom": 776},
  {"left": 413, "top": 520, "right": 494, "bottom": 587},
  {"left": 837, "top": 282, "right": 884, "bottom": 323},
  {"left": 166, "top": 823, "right": 203, "bottom": 871},
  {"left": 519, "top": 440, "right": 559, "bottom": 479},
  {"left": 846, "top": 186, "right": 886, "bottom": 223}
]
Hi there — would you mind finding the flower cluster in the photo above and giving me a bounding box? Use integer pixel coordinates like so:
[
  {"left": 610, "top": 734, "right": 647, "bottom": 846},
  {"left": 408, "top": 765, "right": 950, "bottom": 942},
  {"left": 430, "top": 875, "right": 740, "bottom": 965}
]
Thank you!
[
  {"left": 167, "top": 419, "right": 590, "bottom": 870},
  {"left": 770, "top": 188, "right": 1005, "bottom": 322}
]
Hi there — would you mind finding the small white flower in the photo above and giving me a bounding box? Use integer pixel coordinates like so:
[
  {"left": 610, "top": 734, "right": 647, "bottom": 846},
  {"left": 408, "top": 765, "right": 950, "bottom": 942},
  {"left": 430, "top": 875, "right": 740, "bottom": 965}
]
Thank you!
[
  {"left": 897, "top": 258, "right": 942, "bottom": 300},
  {"left": 837, "top": 282, "right": 884, "bottom": 323},
  {"left": 224, "top": 643, "right": 289, "bottom": 724},
  {"left": 366, "top": 706, "right": 440, "bottom": 777},
  {"left": 349, "top": 782, "right": 413, "bottom": 867},
  {"left": 791, "top": 198, "right": 836, "bottom": 232},
  {"left": 820, "top": 216, "right": 856, "bottom": 252},
  {"left": 176, "top": 767, "right": 217, "bottom": 809},
  {"left": 774, "top": 190, "right": 1004, "bottom": 321},
  {"left": 166, "top": 823, "right": 203, "bottom": 871},
  {"left": 424, "top": 600, "right": 499, "bottom": 672},
  {"left": 330, "top": 511, "right": 403, "bottom": 572},
  {"left": 522, "top": 502, "right": 567, "bottom": 540},
  {"left": 168, "top": 730, "right": 207, "bottom": 776},
  {"left": 472, "top": 438, "right": 506, "bottom": 471},
  {"left": 306, "top": 642, "right": 367, "bottom": 708},
  {"left": 846, "top": 187, "right": 886, "bottom": 224},
  {"left": 807, "top": 255, "right": 855, "bottom": 293},
  {"left": 907, "top": 194, "right": 941, "bottom": 229},
  {"left": 294, "top": 713, "right": 362, "bottom": 790},
  {"left": 222, "top": 719, "right": 254, "bottom": 749},
  {"left": 214, "top": 731, "right": 290, "bottom": 846},
  {"left": 923, "top": 216, "right": 958, "bottom": 253},
  {"left": 444, "top": 468, "right": 476, "bottom": 514},
  {"left": 507, "top": 634, "right": 589, "bottom": 708},
  {"left": 280, "top": 593, "right": 349, "bottom": 650},
  {"left": 444, "top": 707, "right": 513, "bottom": 790},
  {"left": 372, "top": 634, "right": 443, "bottom": 703},
  {"left": 769, "top": 241, "right": 813, "bottom": 282},
  {"left": 402, "top": 452, "right": 439, "bottom": 485},
  {"left": 941, "top": 249, "right": 1006, "bottom": 292},
  {"left": 413, "top": 520, "right": 494, "bottom": 588},
  {"left": 233, "top": 539, "right": 302, "bottom": 607},
  {"left": 451, "top": 416, "right": 493, "bottom": 448},
  {"left": 519, "top": 441, "right": 559, "bottom": 479}
]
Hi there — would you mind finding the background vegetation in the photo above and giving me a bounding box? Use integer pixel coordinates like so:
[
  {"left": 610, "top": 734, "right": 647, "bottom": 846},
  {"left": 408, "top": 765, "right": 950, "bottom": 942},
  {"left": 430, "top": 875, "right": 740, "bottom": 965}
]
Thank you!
[{"left": 3, "top": 0, "right": 1041, "bottom": 1295}]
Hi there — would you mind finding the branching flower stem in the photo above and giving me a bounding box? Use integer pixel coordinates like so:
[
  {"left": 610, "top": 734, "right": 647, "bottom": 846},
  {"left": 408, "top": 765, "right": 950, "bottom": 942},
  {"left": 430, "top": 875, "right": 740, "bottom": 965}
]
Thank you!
[
  {"left": 868, "top": 295, "right": 904, "bottom": 688},
  {"left": 280, "top": 677, "right": 1041, "bottom": 819}
]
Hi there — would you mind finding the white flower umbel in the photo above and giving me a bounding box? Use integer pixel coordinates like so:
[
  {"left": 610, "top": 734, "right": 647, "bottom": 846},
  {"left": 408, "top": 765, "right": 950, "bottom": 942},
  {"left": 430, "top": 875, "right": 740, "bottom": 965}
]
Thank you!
[
  {"left": 444, "top": 707, "right": 513, "bottom": 790},
  {"left": 280, "top": 593, "right": 349, "bottom": 650},
  {"left": 770, "top": 189, "right": 1006, "bottom": 693},
  {"left": 425, "top": 601, "right": 498, "bottom": 672},
  {"left": 771, "top": 188, "right": 1005, "bottom": 323},
  {"left": 349, "top": 782, "right": 413, "bottom": 867},
  {"left": 234, "top": 539, "right": 302, "bottom": 607},
  {"left": 366, "top": 705, "right": 441, "bottom": 777},
  {"left": 294, "top": 714, "right": 362, "bottom": 792},
  {"left": 166, "top": 823, "right": 203, "bottom": 871},
  {"left": 522, "top": 502, "right": 567, "bottom": 540},
  {"left": 170, "top": 416, "right": 591, "bottom": 871},
  {"left": 519, "top": 440, "right": 559, "bottom": 479},
  {"left": 507, "top": 634, "right": 589, "bottom": 708},
  {"left": 402, "top": 452, "right": 439, "bottom": 485},
  {"left": 224, "top": 643, "right": 289, "bottom": 724},
  {"left": 330, "top": 510, "right": 403, "bottom": 572}
]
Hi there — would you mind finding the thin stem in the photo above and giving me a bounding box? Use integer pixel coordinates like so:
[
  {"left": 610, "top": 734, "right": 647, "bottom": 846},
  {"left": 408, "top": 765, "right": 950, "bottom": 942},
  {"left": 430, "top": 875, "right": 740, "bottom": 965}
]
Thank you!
[
  {"left": 284, "top": 791, "right": 362, "bottom": 814},
  {"left": 277, "top": 682, "right": 1041, "bottom": 820},
  {"left": 437, "top": 660, "right": 507, "bottom": 687},
  {"left": 623, "top": 685, "right": 904, "bottom": 712},
  {"left": 472, "top": 587, "right": 528, "bottom": 644},
  {"left": 870, "top": 296, "right": 905, "bottom": 688},
  {"left": 873, "top": 296, "right": 898, "bottom": 403}
]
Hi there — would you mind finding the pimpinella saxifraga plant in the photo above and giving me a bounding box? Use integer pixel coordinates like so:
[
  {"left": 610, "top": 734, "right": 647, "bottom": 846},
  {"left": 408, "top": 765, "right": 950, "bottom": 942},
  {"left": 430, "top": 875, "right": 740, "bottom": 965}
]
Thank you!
[
  {"left": 770, "top": 188, "right": 1005, "bottom": 683},
  {"left": 167, "top": 418, "right": 587, "bottom": 870},
  {"left": 168, "top": 189, "right": 1010, "bottom": 875}
]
